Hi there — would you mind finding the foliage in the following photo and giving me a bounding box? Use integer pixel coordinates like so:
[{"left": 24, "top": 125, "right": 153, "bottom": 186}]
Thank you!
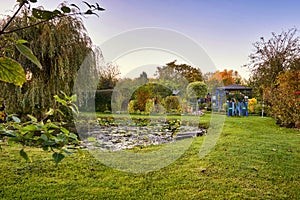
[
  {"left": 247, "top": 29, "right": 300, "bottom": 127},
  {"left": 164, "top": 96, "right": 181, "bottom": 113},
  {"left": 187, "top": 81, "right": 207, "bottom": 98},
  {"left": 0, "top": 0, "right": 104, "bottom": 86},
  {"left": 0, "top": 9, "right": 94, "bottom": 120},
  {"left": 97, "top": 63, "right": 120, "bottom": 90},
  {"left": 248, "top": 98, "right": 257, "bottom": 114},
  {"left": 95, "top": 90, "right": 113, "bottom": 112},
  {"left": 0, "top": 93, "right": 79, "bottom": 164},
  {"left": 155, "top": 60, "right": 202, "bottom": 92},
  {"left": 128, "top": 100, "right": 136, "bottom": 114},
  {"left": 156, "top": 60, "right": 203, "bottom": 83},
  {"left": 246, "top": 28, "right": 300, "bottom": 93},
  {"left": 206, "top": 69, "right": 243, "bottom": 92},
  {"left": 145, "top": 99, "right": 155, "bottom": 114},
  {"left": 0, "top": 56, "right": 26, "bottom": 86},
  {"left": 132, "top": 85, "right": 152, "bottom": 112},
  {"left": 268, "top": 70, "right": 300, "bottom": 128},
  {"left": 1, "top": 116, "right": 300, "bottom": 199}
]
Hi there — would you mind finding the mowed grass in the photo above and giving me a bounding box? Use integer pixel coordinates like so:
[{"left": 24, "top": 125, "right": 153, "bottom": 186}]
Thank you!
[{"left": 0, "top": 115, "right": 299, "bottom": 199}]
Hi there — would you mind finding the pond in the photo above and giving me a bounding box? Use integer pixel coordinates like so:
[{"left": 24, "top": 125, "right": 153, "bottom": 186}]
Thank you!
[{"left": 78, "top": 117, "right": 207, "bottom": 151}]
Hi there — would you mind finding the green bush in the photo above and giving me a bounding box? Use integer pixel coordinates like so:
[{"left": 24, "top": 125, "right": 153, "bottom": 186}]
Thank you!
[{"left": 164, "top": 96, "right": 181, "bottom": 113}]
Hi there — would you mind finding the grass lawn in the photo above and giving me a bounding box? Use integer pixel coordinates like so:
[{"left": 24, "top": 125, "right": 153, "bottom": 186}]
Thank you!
[{"left": 0, "top": 115, "right": 299, "bottom": 199}]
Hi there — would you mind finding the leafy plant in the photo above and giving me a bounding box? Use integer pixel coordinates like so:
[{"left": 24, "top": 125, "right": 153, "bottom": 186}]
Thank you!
[{"left": 0, "top": 93, "right": 80, "bottom": 164}]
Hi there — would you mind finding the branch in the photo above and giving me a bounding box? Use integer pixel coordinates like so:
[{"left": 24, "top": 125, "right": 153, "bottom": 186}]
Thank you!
[
  {"left": 0, "top": 1, "right": 26, "bottom": 35},
  {"left": 0, "top": 10, "right": 100, "bottom": 35}
]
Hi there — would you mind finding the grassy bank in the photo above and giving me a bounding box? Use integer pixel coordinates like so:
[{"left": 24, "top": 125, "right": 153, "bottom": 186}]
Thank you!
[{"left": 0, "top": 116, "right": 299, "bottom": 199}]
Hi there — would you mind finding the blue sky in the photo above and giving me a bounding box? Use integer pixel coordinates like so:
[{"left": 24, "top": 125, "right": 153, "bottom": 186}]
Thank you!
[{"left": 1, "top": 0, "right": 300, "bottom": 79}]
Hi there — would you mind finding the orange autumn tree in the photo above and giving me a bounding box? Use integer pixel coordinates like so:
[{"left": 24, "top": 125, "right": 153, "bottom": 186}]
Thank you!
[{"left": 206, "top": 69, "right": 242, "bottom": 92}]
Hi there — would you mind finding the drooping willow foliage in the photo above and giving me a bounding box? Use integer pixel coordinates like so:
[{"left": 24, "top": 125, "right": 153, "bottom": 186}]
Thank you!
[{"left": 0, "top": 9, "right": 96, "bottom": 120}]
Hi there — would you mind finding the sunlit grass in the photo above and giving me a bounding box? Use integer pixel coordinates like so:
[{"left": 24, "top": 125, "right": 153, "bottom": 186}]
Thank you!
[{"left": 0, "top": 116, "right": 299, "bottom": 199}]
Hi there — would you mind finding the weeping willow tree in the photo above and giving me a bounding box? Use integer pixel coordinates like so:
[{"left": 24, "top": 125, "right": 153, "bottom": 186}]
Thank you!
[{"left": 0, "top": 9, "right": 95, "bottom": 120}]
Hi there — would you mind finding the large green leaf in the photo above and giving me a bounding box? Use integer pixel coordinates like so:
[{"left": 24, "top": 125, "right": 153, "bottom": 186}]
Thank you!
[
  {"left": 16, "top": 44, "right": 42, "bottom": 69},
  {"left": 20, "top": 149, "right": 32, "bottom": 162},
  {"left": 0, "top": 57, "right": 26, "bottom": 86},
  {"left": 32, "top": 8, "right": 56, "bottom": 20},
  {"left": 52, "top": 152, "right": 65, "bottom": 164}
]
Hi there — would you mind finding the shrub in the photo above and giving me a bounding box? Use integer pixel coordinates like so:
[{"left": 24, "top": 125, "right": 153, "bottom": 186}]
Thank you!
[
  {"left": 248, "top": 98, "right": 257, "bottom": 114},
  {"left": 164, "top": 96, "right": 181, "bottom": 113},
  {"left": 270, "top": 70, "right": 300, "bottom": 128},
  {"left": 145, "top": 99, "right": 154, "bottom": 114},
  {"left": 128, "top": 100, "right": 136, "bottom": 114}
]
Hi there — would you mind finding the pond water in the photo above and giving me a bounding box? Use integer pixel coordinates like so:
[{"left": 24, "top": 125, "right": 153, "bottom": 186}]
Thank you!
[{"left": 81, "top": 124, "right": 206, "bottom": 151}]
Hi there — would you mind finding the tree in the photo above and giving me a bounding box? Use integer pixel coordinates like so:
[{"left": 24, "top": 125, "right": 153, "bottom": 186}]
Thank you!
[
  {"left": 0, "top": 0, "right": 104, "bottom": 87},
  {"left": 187, "top": 81, "right": 207, "bottom": 99},
  {"left": 154, "top": 60, "right": 203, "bottom": 93},
  {"left": 246, "top": 28, "right": 300, "bottom": 95},
  {"left": 156, "top": 60, "right": 203, "bottom": 83},
  {"left": 0, "top": 12, "right": 94, "bottom": 119},
  {"left": 265, "top": 70, "right": 300, "bottom": 128},
  {"left": 206, "top": 69, "right": 243, "bottom": 93},
  {"left": 97, "top": 63, "right": 120, "bottom": 90},
  {"left": 246, "top": 28, "right": 300, "bottom": 128},
  {"left": 187, "top": 81, "right": 207, "bottom": 112},
  {"left": 133, "top": 85, "right": 152, "bottom": 112}
]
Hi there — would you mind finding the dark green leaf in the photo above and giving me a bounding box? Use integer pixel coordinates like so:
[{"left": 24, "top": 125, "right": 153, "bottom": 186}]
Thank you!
[
  {"left": 20, "top": 149, "right": 31, "bottom": 162},
  {"left": 32, "top": 8, "right": 56, "bottom": 20},
  {"left": 41, "top": 134, "right": 48, "bottom": 141},
  {"left": 0, "top": 57, "right": 26, "bottom": 86},
  {"left": 42, "top": 146, "right": 49, "bottom": 151},
  {"left": 16, "top": 44, "right": 42, "bottom": 69},
  {"left": 61, "top": 6, "right": 71, "bottom": 13},
  {"left": 53, "top": 10, "right": 62, "bottom": 16},
  {"left": 64, "top": 149, "right": 73, "bottom": 155},
  {"left": 52, "top": 152, "right": 65, "bottom": 164},
  {"left": 45, "top": 141, "right": 56, "bottom": 146},
  {"left": 3, "top": 130, "right": 17, "bottom": 137}
]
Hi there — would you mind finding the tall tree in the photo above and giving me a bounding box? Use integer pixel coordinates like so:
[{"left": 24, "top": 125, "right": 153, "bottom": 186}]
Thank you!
[
  {"left": 156, "top": 60, "right": 203, "bottom": 83},
  {"left": 246, "top": 28, "right": 300, "bottom": 93},
  {"left": 206, "top": 69, "right": 243, "bottom": 93},
  {"left": 97, "top": 63, "right": 120, "bottom": 90},
  {"left": 0, "top": 10, "right": 94, "bottom": 119},
  {"left": 0, "top": 0, "right": 104, "bottom": 87},
  {"left": 246, "top": 28, "right": 300, "bottom": 127}
]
